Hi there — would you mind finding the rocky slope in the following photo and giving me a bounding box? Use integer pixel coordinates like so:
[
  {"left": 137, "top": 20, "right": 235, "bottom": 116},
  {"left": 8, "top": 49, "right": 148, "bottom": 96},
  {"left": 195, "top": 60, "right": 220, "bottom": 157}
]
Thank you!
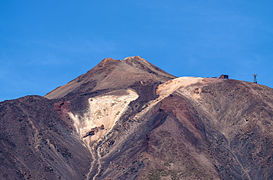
[{"left": 0, "top": 56, "right": 272, "bottom": 180}]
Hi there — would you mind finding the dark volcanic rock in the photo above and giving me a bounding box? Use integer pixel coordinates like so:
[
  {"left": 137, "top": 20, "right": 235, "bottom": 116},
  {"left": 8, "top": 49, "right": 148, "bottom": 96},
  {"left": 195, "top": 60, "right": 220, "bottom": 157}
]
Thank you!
[
  {"left": 0, "top": 96, "right": 91, "bottom": 180},
  {"left": 0, "top": 57, "right": 272, "bottom": 180}
]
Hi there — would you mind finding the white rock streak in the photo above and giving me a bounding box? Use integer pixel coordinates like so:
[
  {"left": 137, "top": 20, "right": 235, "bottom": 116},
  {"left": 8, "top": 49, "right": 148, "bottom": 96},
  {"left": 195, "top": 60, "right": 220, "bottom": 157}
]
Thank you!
[
  {"left": 69, "top": 89, "right": 139, "bottom": 147},
  {"left": 157, "top": 77, "right": 204, "bottom": 98}
]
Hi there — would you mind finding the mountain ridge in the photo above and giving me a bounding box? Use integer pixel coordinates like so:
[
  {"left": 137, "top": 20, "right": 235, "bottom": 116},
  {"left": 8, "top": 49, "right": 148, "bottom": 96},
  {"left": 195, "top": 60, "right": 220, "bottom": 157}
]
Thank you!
[{"left": 0, "top": 57, "right": 272, "bottom": 180}]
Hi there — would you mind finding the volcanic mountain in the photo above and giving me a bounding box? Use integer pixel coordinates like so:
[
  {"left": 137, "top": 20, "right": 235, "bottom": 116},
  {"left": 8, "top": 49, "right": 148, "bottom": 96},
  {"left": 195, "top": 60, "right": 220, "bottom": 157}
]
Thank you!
[{"left": 0, "top": 56, "right": 272, "bottom": 180}]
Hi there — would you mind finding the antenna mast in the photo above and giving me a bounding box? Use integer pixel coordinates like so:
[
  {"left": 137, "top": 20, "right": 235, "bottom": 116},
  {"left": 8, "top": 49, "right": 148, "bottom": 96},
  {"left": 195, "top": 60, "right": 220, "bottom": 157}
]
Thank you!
[{"left": 253, "top": 73, "right": 257, "bottom": 84}]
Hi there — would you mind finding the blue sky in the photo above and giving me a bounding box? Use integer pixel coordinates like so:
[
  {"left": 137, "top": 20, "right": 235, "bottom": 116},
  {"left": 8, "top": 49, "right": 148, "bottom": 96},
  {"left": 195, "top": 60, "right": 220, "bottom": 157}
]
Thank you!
[{"left": 0, "top": 0, "right": 273, "bottom": 101}]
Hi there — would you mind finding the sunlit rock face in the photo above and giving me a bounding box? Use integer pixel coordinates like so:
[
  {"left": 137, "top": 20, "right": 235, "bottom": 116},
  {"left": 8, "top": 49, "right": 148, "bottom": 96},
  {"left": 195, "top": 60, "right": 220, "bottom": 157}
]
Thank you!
[
  {"left": 1, "top": 57, "right": 273, "bottom": 180},
  {"left": 69, "top": 89, "right": 138, "bottom": 146}
]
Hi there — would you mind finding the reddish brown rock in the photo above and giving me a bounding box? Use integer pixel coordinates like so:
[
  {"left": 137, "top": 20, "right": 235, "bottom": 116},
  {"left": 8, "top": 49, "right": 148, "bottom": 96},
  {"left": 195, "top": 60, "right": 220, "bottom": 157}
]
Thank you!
[{"left": 1, "top": 57, "right": 272, "bottom": 180}]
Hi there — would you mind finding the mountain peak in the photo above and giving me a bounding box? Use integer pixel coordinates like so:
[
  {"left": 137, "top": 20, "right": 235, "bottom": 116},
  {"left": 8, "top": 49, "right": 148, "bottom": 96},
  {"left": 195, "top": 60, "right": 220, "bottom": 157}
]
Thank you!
[
  {"left": 123, "top": 56, "right": 145, "bottom": 61},
  {"left": 96, "top": 58, "right": 120, "bottom": 67},
  {"left": 97, "top": 56, "right": 147, "bottom": 66},
  {"left": 45, "top": 57, "right": 175, "bottom": 99}
]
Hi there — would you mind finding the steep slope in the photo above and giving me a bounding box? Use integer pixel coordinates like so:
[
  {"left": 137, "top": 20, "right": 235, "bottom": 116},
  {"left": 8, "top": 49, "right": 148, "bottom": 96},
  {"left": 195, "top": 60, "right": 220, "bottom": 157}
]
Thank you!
[
  {"left": 0, "top": 57, "right": 272, "bottom": 180},
  {"left": 0, "top": 96, "right": 91, "bottom": 180},
  {"left": 45, "top": 56, "right": 175, "bottom": 99}
]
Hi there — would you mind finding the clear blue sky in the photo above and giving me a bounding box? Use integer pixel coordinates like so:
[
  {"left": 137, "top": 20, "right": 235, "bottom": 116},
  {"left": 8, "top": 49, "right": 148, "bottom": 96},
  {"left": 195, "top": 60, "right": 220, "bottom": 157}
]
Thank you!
[{"left": 1, "top": 0, "right": 273, "bottom": 101}]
